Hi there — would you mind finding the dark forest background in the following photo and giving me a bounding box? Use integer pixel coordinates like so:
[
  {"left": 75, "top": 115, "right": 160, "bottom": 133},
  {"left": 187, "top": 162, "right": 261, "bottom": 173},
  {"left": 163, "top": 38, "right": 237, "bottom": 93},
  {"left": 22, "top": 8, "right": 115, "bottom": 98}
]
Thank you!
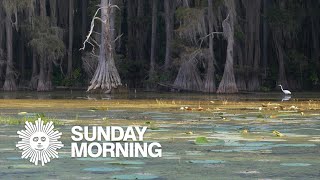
[{"left": 0, "top": 0, "right": 319, "bottom": 93}]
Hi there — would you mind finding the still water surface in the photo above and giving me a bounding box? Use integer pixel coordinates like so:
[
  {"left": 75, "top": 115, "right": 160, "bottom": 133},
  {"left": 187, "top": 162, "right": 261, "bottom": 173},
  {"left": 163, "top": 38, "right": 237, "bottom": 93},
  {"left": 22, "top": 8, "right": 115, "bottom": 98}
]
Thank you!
[{"left": 0, "top": 91, "right": 319, "bottom": 179}]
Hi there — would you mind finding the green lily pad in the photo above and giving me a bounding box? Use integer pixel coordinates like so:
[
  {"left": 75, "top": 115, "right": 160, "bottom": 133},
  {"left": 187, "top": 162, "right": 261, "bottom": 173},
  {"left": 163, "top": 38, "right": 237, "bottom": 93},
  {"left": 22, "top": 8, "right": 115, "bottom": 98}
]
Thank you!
[{"left": 195, "top": 137, "right": 209, "bottom": 144}]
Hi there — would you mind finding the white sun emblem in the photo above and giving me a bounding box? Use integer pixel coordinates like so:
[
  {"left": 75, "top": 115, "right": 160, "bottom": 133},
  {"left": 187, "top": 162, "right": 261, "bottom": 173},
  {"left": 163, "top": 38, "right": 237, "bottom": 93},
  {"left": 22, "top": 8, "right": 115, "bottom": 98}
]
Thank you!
[{"left": 16, "top": 118, "right": 64, "bottom": 166}]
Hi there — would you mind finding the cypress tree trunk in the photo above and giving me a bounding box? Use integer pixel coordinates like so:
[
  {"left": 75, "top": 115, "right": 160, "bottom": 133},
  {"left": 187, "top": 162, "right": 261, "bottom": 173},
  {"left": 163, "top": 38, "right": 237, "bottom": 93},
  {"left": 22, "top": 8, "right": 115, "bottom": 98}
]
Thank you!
[
  {"left": 19, "top": 37, "right": 25, "bottom": 83},
  {"left": 46, "top": 62, "right": 53, "bottom": 90},
  {"left": 217, "top": 0, "right": 238, "bottom": 93},
  {"left": 67, "top": 0, "right": 74, "bottom": 76},
  {"left": 126, "top": 0, "right": 135, "bottom": 61},
  {"left": 87, "top": 0, "right": 121, "bottom": 92},
  {"left": 46, "top": 0, "right": 58, "bottom": 91},
  {"left": 273, "top": 32, "right": 288, "bottom": 88},
  {"left": 137, "top": 0, "right": 145, "bottom": 62},
  {"left": 149, "top": 0, "right": 158, "bottom": 78},
  {"left": 37, "top": 56, "right": 48, "bottom": 91},
  {"left": 30, "top": 53, "right": 38, "bottom": 90},
  {"left": 28, "top": 1, "right": 37, "bottom": 90},
  {"left": 0, "top": 7, "right": 3, "bottom": 85},
  {"left": 204, "top": 0, "right": 216, "bottom": 93},
  {"left": 262, "top": 0, "right": 269, "bottom": 79},
  {"left": 164, "top": 0, "right": 174, "bottom": 70},
  {"left": 235, "top": 42, "right": 246, "bottom": 90},
  {"left": 37, "top": 0, "right": 48, "bottom": 91},
  {"left": 50, "top": 0, "right": 57, "bottom": 24},
  {"left": 81, "top": 0, "right": 88, "bottom": 43},
  {"left": 3, "top": 14, "right": 17, "bottom": 91},
  {"left": 311, "top": 17, "right": 319, "bottom": 60},
  {"left": 243, "top": 0, "right": 261, "bottom": 91}
]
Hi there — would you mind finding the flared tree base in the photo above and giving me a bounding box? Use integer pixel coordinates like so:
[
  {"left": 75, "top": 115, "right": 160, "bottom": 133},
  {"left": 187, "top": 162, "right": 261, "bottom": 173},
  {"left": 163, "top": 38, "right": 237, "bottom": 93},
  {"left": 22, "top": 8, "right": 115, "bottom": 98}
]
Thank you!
[{"left": 3, "top": 79, "right": 17, "bottom": 91}]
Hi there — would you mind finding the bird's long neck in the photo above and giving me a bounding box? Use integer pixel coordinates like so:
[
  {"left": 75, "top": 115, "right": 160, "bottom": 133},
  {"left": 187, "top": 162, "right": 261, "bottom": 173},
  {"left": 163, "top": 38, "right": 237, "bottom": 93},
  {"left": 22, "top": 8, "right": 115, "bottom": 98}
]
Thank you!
[{"left": 280, "top": 85, "right": 284, "bottom": 91}]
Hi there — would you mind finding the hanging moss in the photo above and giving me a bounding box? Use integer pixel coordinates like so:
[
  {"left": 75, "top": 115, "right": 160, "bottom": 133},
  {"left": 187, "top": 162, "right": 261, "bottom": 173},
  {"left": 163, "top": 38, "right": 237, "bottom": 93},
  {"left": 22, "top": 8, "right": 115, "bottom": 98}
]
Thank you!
[{"left": 28, "top": 17, "right": 65, "bottom": 60}]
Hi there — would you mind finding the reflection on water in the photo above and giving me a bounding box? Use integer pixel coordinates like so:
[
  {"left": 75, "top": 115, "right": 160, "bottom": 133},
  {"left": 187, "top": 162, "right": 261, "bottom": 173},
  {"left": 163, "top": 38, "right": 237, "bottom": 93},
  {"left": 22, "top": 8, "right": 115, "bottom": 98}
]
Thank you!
[
  {"left": 0, "top": 91, "right": 319, "bottom": 101},
  {"left": 282, "top": 95, "right": 291, "bottom": 101}
]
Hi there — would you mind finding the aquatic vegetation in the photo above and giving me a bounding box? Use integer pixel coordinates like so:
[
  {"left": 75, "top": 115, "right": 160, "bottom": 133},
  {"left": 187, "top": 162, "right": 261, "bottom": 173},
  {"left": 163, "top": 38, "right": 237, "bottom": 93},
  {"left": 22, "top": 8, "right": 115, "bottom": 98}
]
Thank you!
[
  {"left": 272, "top": 130, "right": 284, "bottom": 137},
  {"left": 148, "top": 125, "right": 159, "bottom": 130},
  {"left": 89, "top": 106, "right": 108, "bottom": 111},
  {"left": 195, "top": 137, "right": 209, "bottom": 144},
  {"left": 256, "top": 114, "right": 264, "bottom": 118},
  {"left": 145, "top": 121, "right": 159, "bottom": 130},
  {"left": 0, "top": 114, "right": 63, "bottom": 126},
  {"left": 0, "top": 93, "right": 320, "bottom": 179},
  {"left": 241, "top": 129, "right": 249, "bottom": 134}
]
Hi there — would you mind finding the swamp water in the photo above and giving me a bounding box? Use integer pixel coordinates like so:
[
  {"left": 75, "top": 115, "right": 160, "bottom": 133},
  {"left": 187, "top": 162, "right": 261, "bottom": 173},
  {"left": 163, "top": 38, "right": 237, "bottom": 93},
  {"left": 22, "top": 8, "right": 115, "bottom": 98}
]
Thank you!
[{"left": 0, "top": 91, "right": 319, "bottom": 179}]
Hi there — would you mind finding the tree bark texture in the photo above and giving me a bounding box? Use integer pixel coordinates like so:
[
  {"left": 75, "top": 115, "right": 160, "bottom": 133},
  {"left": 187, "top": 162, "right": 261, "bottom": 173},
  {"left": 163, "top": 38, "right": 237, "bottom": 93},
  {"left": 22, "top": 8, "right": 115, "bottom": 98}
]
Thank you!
[
  {"left": 204, "top": 0, "right": 216, "bottom": 93},
  {"left": 67, "top": 0, "right": 74, "bottom": 76},
  {"left": 217, "top": 0, "right": 238, "bottom": 93},
  {"left": 87, "top": 0, "right": 121, "bottom": 92},
  {"left": 149, "top": 0, "right": 158, "bottom": 78},
  {"left": 3, "top": 13, "right": 17, "bottom": 91}
]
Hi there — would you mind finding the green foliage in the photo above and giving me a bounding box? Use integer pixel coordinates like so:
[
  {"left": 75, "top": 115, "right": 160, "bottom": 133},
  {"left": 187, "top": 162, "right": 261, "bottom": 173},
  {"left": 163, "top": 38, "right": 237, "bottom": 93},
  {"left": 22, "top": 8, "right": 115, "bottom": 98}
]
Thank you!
[
  {"left": 260, "top": 86, "right": 270, "bottom": 92},
  {"left": 88, "top": 0, "right": 101, "bottom": 18},
  {"left": 309, "top": 71, "right": 319, "bottom": 85},
  {"left": 146, "top": 121, "right": 159, "bottom": 130},
  {"left": 287, "top": 50, "right": 308, "bottom": 79},
  {"left": 176, "top": 7, "right": 203, "bottom": 20},
  {"left": 28, "top": 17, "right": 65, "bottom": 61},
  {"left": 64, "top": 68, "right": 82, "bottom": 86},
  {"left": 116, "top": 55, "right": 149, "bottom": 86},
  {"left": 234, "top": 25, "right": 245, "bottom": 41},
  {"left": 212, "top": 0, "right": 224, "bottom": 9},
  {"left": 267, "top": 3, "right": 305, "bottom": 33},
  {"left": 1, "top": 0, "right": 31, "bottom": 14}
]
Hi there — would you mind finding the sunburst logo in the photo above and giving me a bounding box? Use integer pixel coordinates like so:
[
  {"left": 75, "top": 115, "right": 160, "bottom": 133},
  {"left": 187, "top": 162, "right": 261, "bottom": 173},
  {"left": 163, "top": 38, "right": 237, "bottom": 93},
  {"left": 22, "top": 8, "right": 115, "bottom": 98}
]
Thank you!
[{"left": 16, "top": 118, "right": 64, "bottom": 166}]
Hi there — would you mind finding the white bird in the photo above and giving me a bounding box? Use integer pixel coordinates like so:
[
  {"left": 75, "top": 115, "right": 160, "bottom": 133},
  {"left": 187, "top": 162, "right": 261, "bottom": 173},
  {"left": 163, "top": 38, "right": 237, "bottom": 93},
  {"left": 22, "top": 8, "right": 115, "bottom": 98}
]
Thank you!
[{"left": 278, "top": 85, "right": 291, "bottom": 95}]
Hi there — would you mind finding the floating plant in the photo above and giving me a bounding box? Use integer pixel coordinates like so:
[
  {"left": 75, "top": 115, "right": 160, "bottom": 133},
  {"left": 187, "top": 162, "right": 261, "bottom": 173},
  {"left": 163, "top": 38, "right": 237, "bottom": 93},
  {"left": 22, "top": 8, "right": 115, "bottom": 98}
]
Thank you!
[{"left": 195, "top": 137, "right": 209, "bottom": 144}]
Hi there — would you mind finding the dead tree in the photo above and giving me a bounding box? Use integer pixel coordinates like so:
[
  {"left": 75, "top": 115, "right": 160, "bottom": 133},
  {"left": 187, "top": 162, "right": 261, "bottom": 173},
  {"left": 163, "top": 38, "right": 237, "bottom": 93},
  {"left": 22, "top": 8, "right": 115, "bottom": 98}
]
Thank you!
[{"left": 80, "top": 0, "right": 121, "bottom": 93}]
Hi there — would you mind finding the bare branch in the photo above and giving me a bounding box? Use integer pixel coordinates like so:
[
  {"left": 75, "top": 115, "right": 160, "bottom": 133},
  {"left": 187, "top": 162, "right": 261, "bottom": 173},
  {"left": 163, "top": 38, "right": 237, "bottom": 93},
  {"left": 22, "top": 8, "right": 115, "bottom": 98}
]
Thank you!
[
  {"left": 89, "top": 37, "right": 100, "bottom": 47},
  {"left": 113, "top": 33, "right": 123, "bottom": 42},
  {"left": 79, "top": 4, "right": 120, "bottom": 51}
]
